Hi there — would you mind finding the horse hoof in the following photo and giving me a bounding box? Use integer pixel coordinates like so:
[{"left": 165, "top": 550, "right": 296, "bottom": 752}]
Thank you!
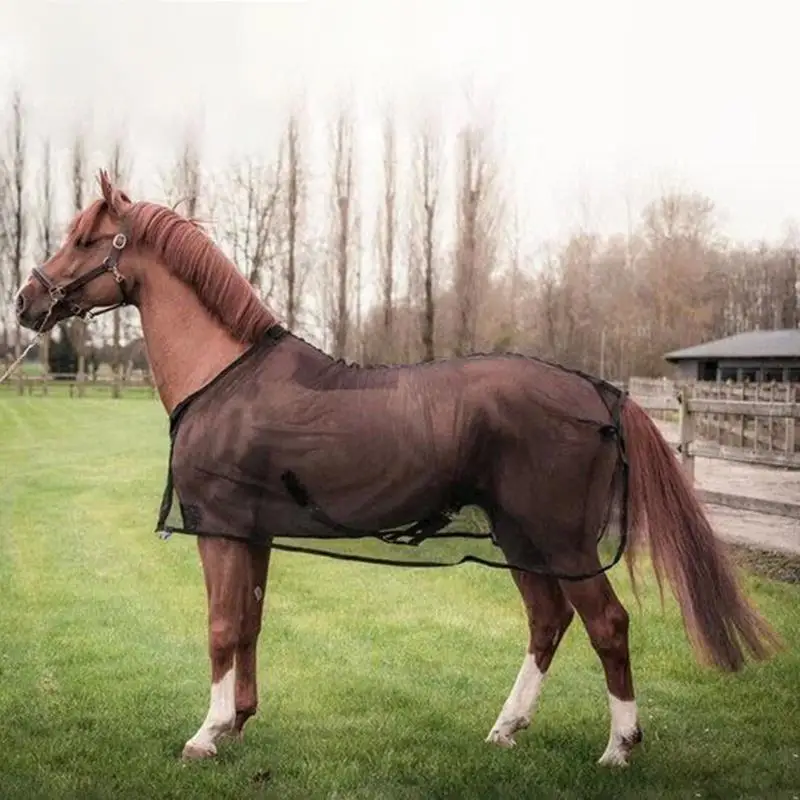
[
  {"left": 182, "top": 740, "right": 217, "bottom": 761},
  {"left": 597, "top": 727, "right": 642, "bottom": 768},
  {"left": 485, "top": 729, "right": 517, "bottom": 748},
  {"left": 597, "top": 748, "right": 630, "bottom": 768}
]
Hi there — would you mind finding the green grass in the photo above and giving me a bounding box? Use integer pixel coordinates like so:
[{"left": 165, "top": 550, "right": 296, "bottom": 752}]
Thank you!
[{"left": 1, "top": 395, "right": 798, "bottom": 800}]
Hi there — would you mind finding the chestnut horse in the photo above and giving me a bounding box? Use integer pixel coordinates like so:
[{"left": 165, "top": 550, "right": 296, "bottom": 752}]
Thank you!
[{"left": 15, "top": 172, "right": 779, "bottom": 768}]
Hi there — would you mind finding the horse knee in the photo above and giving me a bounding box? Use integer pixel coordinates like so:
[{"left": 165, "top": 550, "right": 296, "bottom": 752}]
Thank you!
[
  {"left": 589, "top": 603, "right": 629, "bottom": 657},
  {"left": 209, "top": 618, "right": 238, "bottom": 661}
]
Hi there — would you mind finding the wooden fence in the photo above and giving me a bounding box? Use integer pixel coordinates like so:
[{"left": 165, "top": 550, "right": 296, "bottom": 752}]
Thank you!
[
  {"left": 631, "top": 381, "right": 800, "bottom": 522},
  {"left": 628, "top": 377, "right": 799, "bottom": 468},
  {"left": 1, "top": 372, "right": 155, "bottom": 399}
]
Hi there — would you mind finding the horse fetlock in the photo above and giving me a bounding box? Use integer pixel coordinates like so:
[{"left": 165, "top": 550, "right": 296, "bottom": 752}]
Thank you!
[{"left": 597, "top": 724, "right": 643, "bottom": 768}]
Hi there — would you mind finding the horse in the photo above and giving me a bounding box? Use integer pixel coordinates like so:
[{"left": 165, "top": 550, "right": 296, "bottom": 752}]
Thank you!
[{"left": 15, "top": 170, "right": 780, "bottom": 768}]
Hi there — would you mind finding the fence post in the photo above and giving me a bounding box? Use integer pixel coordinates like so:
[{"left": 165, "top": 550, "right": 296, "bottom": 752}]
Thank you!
[
  {"left": 678, "top": 385, "right": 695, "bottom": 483},
  {"left": 753, "top": 383, "right": 764, "bottom": 453},
  {"left": 767, "top": 383, "right": 775, "bottom": 453},
  {"left": 786, "top": 385, "right": 797, "bottom": 457},
  {"left": 738, "top": 383, "right": 746, "bottom": 447}
]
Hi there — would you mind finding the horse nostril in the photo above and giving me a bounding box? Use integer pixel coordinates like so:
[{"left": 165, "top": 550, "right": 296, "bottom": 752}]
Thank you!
[{"left": 15, "top": 292, "right": 26, "bottom": 317}]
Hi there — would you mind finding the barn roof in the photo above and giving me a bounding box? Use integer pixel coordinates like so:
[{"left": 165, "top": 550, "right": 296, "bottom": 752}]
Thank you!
[{"left": 664, "top": 329, "right": 800, "bottom": 362}]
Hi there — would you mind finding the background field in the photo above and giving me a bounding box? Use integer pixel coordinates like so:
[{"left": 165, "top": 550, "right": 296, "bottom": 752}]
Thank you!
[{"left": 1, "top": 395, "right": 798, "bottom": 799}]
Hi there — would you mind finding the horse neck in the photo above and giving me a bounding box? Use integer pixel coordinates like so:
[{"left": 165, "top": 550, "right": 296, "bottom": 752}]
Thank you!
[{"left": 135, "top": 255, "right": 250, "bottom": 414}]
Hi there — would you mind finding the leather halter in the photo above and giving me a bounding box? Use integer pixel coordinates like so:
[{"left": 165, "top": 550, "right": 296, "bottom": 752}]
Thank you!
[{"left": 31, "top": 231, "right": 130, "bottom": 322}]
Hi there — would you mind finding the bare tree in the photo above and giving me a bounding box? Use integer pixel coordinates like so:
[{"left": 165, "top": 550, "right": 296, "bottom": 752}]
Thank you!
[
  {"left": 162, "top": 130, "right": 202, "bottom": 219},
  {"left": 782, "top": 247, "right": 798, "bottom": 330},
  {"left": 71, "top": 133, "right": 86, "bottom": 214},
  {"left": 506, "top": 207, "right": 522, "bottom": 345},
  {"left": 0, "top": 91, "right": 28, "bottom": 375},
  {"left": 108, "top": 138, "right": 132, "bottom": 190},
  {"left": 402, "top": 217, "right": 421, "bottom": 363},
  {"left": 639, "top": 191, "right": 718, "bottom": 369},
  {"left": 453, "top": 122, "right": 502, "bottom": 356},
  {"left": 7, "top": 91, "right": 26, "bottom": 365},
  {"left": 0, "top": 165, "right": 9, "bottom": 355},
  {"left": 283, "top": 112, "right": 304, "bottom": 330},
  {"left": 221, "top": 150, "right": 283, "bottom": 297},
  {"left": 413, "top": 118, "right": 441, "bottom": 362},
  {"left": 36, "top": 137, "right": 57, "bottom": 371},
  {"left": 377, "top": 111, "right": 397, "bottom": 360},
  {"left": 328, "top": 106, "right": 357, "bottom": 360}
]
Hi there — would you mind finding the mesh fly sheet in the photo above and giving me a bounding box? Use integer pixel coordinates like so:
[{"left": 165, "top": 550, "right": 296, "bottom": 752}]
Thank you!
[{"left": 156, "top": 326, "right": 629, "bottom": 579}]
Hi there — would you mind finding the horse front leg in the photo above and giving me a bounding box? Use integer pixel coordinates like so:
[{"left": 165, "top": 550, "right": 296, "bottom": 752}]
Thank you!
[
  {"left": 182, "top": 537, "right": 249, "bottom": 760},
  {"left": 231, "top": 543, "right": 271, "bottom": 739}
]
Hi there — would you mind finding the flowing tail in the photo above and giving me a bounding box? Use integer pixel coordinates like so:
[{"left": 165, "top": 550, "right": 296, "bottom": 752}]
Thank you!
[{"left": 620, "top": 398, "right": 782, "bottom": 671}]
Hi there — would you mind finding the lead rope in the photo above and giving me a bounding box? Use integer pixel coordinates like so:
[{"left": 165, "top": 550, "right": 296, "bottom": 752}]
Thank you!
[{"left": 0, "top": 304, "right": 55, "bottom": 385}]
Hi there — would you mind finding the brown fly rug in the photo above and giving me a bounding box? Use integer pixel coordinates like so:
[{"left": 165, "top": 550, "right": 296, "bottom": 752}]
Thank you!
[{"left": 156, "top": 324, "right": 628, "bottom": 581}]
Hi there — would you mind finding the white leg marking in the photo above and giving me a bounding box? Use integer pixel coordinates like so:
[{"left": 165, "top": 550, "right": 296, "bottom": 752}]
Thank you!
[
  {"left": 486, "top": 653, "right": 545, "bottom": 748},
  {"left": 182, "top": 667, "right": 237, "bottom": 760},
  {"left": 598, "top": 694, "right": 640, "bottom": 767}
]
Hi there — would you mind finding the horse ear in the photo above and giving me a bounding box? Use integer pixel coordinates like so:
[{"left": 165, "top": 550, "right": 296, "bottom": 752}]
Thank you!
[
  {"left": 98, "top": 169, "right": 114, "bottom": 206},
  {"left": 98, "top": 169, "right": 132, "bottom": 216}
]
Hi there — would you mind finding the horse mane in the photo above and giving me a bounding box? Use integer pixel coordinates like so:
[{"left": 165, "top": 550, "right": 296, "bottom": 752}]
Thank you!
[
  {"left": 67, "top": 180, "right": 278, "bottom": 345},
  {"left": 126, "top": 202, "right": 278, "bottom": 343}
]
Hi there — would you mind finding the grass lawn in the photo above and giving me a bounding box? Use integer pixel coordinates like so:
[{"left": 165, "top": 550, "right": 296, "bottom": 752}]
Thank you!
[{"left": 1, "top": 394, "right": 798, "bottom": 800}]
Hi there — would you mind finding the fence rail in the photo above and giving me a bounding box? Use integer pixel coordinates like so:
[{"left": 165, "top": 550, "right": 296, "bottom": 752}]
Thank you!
[
  {"left": 1, "top": 372, "right": 155, "bottom": 398},
  {"left": 633, "top": 383, "right": 800, "bottom": 522}
]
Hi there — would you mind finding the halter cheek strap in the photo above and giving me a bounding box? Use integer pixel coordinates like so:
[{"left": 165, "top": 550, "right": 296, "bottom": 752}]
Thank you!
[{"left": 31, "top": 231, "right": 130, "bottom": 321}]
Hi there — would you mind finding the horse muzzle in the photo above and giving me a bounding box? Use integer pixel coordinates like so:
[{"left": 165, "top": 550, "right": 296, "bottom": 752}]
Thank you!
[{"left": 15, "top": 282, "right": 60, "bottom": 332}]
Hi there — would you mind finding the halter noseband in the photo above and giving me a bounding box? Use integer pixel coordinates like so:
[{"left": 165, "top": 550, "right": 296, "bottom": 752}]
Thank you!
[{"left": 31, "top": 231, "right": 130, "bottom": 322}]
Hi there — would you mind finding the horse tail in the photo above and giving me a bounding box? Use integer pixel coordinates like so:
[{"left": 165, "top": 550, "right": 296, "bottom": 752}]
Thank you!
[{"left": 620, "top": 398, "right": 781, "bottom": 671}]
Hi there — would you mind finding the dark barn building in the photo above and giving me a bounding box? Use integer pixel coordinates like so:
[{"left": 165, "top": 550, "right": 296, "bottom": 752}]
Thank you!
[{"left": 664, "top": 329, "right": 800, "bottom": 383}]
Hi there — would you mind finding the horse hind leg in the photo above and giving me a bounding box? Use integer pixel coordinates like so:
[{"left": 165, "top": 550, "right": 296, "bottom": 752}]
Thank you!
[
  {"left": 559, "top": 573, "right": 642, "bottom": 767},
  {"left": 486, "top": 570, "right": 574, "bottom": 748},
  {"left": 182, "top": 537, "right": 249, "bottom": 761}
]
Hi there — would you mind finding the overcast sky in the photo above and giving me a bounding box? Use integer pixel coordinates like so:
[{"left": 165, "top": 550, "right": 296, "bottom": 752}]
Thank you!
[{"left": 2, "top": 0, "right": 799, "bottom": 252}]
